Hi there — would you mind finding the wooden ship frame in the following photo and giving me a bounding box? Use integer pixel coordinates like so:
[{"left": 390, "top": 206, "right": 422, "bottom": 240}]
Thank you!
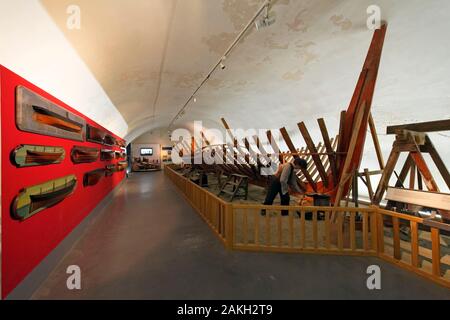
[
  {"left": 174, "top": 23, "right": 450, "bottom": 228},
  {"left": 177, "top": 25, "right": 388, "bottom": 203}
]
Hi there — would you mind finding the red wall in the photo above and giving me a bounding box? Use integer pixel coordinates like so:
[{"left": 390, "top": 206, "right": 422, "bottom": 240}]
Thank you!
[{"left": 0, "top": 65, "right": 126, "bottom": 298}]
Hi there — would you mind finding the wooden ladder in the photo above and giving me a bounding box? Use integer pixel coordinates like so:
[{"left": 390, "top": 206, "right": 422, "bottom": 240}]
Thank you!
[{"left": 218, "top": 174, "right": 249, "bottom": 202}]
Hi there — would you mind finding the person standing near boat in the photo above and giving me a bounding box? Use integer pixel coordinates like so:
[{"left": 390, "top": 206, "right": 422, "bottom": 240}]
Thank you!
[{"left": 261, "top": 158, "right": 307, "bottom": 216}]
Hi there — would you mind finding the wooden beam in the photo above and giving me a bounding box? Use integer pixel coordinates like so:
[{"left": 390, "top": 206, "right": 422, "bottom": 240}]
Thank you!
[
  {"left": 298, "top": 122, "right": 329, "bottom": 187},
  {"left": 417, "top": 166, "right": 423, "bottom": 191},
  {"left": 364, "top": 168, "right": 374, "bottom": 202},
  {"left": 387, "top": 119, "right": 450, "bottom": 135},
  {"left": 409, "top": 162, "right": 416, "bottom": 190},
  {"left": 337, "top": 110, "right": 346, "bottom": 170},
  {"left": 338, "top": 24, "right": 387, "bottom": 190},
  {"left": 200, "top": 131, "right": 211, "bottom": 146},
  {"left": 266, "top": 130, "right": 284, "bottom": 163},
  {"left": 334, "top": 101, "right": 367, "bottom": 208},
  {"left": 317, "top": 118, "right": 338, "bottom": 184},
  {"left": 395, "top": 155, "right": 414, "bottom": 188},
  {"left": 386, "top": 187, "right": 450, "bottom": 211},
  {"left": 373, "top": 149, "right": 401, "bottom": 205},
  {"left": 410, "top": 151, "right": 440, "bottom": 192},
  {"left": 369, "top": 113, "right": 385, "bottom": 169},
  {"left": 423, "top": 135, "right": 450, "bottom": 189}
]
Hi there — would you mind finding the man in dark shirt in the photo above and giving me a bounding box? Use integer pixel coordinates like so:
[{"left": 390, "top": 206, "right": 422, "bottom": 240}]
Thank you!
[{"left": 261, "top": 158, "right": 307, "bottom": 216}]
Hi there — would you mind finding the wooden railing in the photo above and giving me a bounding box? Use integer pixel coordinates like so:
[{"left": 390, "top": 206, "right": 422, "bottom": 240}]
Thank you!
[
  {"left": 165, "top": 165, "right": 232, "bottom": 246},
  {"left": 165, "top": 165, "right": 450, "bottom": 288},
  {"left": 232, "top": 204, "right": 377, "bottom": 256}
]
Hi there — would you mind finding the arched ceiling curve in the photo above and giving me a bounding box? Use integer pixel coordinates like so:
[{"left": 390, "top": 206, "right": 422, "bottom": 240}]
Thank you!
[{"left": 39, "top": 0, "right": 450, "bottom": 149}]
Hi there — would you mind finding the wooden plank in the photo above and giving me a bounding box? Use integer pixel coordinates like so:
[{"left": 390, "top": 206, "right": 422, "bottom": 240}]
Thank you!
[
  {"left": 200, "top": 131, "right": 211, "bottom": 146},
  {"left": 431, "top": 228, "right": 441, "bottom": 277},
  {"left": 363, "top": 212, "right": 369, "bottom": 251},
  {"left": 254, "top": 210, "right": 260, "bottom": 247},
  {"left": 392, "top": 217, "right": 401, "bottom": 260},
  {"left": 387, "top": 119, "right": 450, "bottom": 135},
  {"left": 300, "top": 211, "right": 306, "bottom": 248},
  {"left": 364, "top": 169, "right": 375, "bottom": 202},
  {"left": 298, "top": 122, "right": 329, "bottom": 186},
  {"left": 312, "top": 211, "right": 318, "bottom": 249},
  {"left": 370, "top": 212, "right": 378, "bottom": 251},
  {"left": 373, "top": 148, "right": 401, "bottom": 205},
  {"left": 336, "top": 110, "right": 347, "bottom": 169},
  {"left": 409, "top": 163, "right": 416, "bottom": 189},
  {"left": 289, "top": 211, "right": 295, "bottom": 248},
  {"left": 424, "top": 135, "right": 450, "bottom": 189},
  {"left": 417, "top": 167, "right": 423, "bottom": 190},
  {"left": 338, "top": 24, "right": 387, "bottom": 197},
  {"left": 350, "top": 212, "right": 356, "bottom": 251},
  {"left": 266, "top": 130, "right": 283, "bottom": 163},
  {"left": 377, "top": 213, "right": 385, "bottom": 254},
  {"left": 410, "top": 151, "right": 440, "bottom": 192},
  {"left": 333, "top": 101, "right": 367, "bottom": 208},
  {"left": 369, "top": 113, "right": 385, "bottom": 169},
  {"left": 308, "top": 143, "right": 326, "bottom": 182},
  {"left": 386, "top": 187, "right": 450, "bottom": 211},
  {"left": 278, "top": 212, "right": 283, "bottom": 247},
  {"left": 318, "top": 118, "right": 338, "bottom": 184},
  {"left": 325, "top": 211, "right": 331, "bottom": 249},
  {"left": 266, "top": 213, "right": 271, "bottom": 246},
  {"left": 337, "top": 215, "right": 344, "bottom": 251},
  {"left": 243, "top": 210, "right": 248, "bottom": 245},
  {"left": 410, "top": 221, "right": 419, "bottom": 268}
]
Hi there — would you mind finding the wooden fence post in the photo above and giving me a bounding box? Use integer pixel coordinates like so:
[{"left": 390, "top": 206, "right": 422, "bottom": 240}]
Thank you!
[{"left": 225, "top": 203, "right": 234, "bottom": 250}]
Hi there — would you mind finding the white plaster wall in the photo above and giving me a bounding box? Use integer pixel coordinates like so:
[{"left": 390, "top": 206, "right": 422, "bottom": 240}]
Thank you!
[{"left": 0, "top": 0, "right": 128, "bottom": 137}]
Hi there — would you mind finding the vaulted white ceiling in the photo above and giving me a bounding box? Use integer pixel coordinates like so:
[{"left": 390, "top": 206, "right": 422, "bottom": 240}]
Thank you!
[{"left": 2, "top": 0, "right": 450, "bottom": 190}]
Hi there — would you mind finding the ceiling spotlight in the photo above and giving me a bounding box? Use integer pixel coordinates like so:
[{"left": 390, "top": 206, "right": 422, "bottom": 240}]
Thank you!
[
  {"left": 255, "top": 6, "right": 276, "bottom": 31},
  {"left": 220, "top": 56, "right": 226, "bottom": 70},
  {"left": 193, "top": 97, "right": 197, "bottom": 103}
]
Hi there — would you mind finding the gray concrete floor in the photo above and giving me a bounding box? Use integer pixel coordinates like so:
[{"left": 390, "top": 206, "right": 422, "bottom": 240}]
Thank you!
[{"left": 32, "top": 172, "right": 450, "bottom": 300}]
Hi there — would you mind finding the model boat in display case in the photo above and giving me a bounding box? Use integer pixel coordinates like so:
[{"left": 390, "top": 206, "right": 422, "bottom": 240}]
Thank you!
[
  {"left": 117, "top": 161, "right": 128, "bottom": 171},
  {"left": 86, "top": 124, "right": 106, "bottom": 144},
  {"left": 71, "top": 146, "right": 100, "bottom": 164},
  {"left": 32, "top": 105, "right": 83, "bottom": 133},
  {"left": 115, "top": 151, "right": 126, "bottom": 160},
  {"left": 103, "top": 134, "right": 116, "bottom": 146},
  {"left": 83, "top": 169, "right": 106, "bottom": 187},
  {"left": 12, "top": 145, "right": 65, "bottom": 167},
  {"left": 117, "top": 139, "right": 126, "bottom": 148},
  {"left": 16, "top": 86, "right": 86, "bottom": 141},
  {"left": 12, "top": 175, "right": 77, "bottom": 221},
  {"left": 105, "top": 164, "right": 117, "bottom": 176},
  {"left": 101, "top": 149, "right": 115, "bottom": 161}
]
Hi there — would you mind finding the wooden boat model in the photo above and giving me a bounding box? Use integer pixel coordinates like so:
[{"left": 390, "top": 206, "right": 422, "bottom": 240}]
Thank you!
[
  {"left": 12, "top": 145, "right": 65, "bottom": 167},
  {"left": 16, "top": 86, "right": 86, "bottom": 141},
  {"left": 86, "top": 124, "right": 106, "bottom": 144},
  {"left": 115, "top": 151, "right": 126, "bottom": 160},
  {"left": 101, "top": 149, "right": 115, "bottom": 161},
  {"left": 103, "top": 134, "right": 116, "bottom": 146},
  {"left": 32, "top": 105, "right": 83, "bottom": 133},
  {"left": 26, "top": 150, "right": 63, "bottom": 163},
  {"left": 117, "top": 139, "right": 126, "bottom": 148},
  {"left": 83, "top": 169, "right": 106, "bottom": 187},
  {"left": 105, "top": 164, "right": 117, "bottom": 176},
  {"left": 12, "top": 175, "right": 77, "bottom": 221},
  {"left": 117, "top": 161, "right": 128, "bottom": 171},
  {"left": 71, "top": 146, "right": 100, "bottom": 164}
]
